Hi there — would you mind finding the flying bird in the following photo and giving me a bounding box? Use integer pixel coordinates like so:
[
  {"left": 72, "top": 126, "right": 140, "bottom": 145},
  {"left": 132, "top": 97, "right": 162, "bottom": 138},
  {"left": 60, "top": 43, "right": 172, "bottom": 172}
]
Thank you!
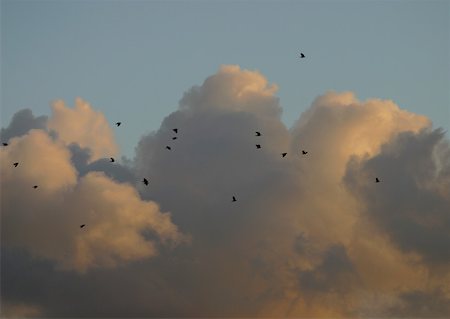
[
  {"left": 302, "top": 150, "right": 308, "bottom": 155},
  {"left": 375, "top": 177, "right": 380, "bottom": 183},
  {"left": 173, "top": 128, "right": 178, "bottom": 134},
  {"left": 143, "top": 178, "right": 149, "bottom": 185},
  {"left": 115, "top": 122, "right": 121, "bottom": 126},
  {"left": 172, "top": 137, "right": 177, "bottom": 140},
  {"left": 232, "top": 196, "right": 237, "bottom": 202},
  {"left": 282, "top": 153, "right": 287, "bottom": 157},
  {"left": 13, "top": 162, "right": 18, "bottom": 167},
  {"left": 33, "top": 185, "right": 38, "bottom": 189},
  {"left": 256, "top": 144, "right": 261, "bottom": 149},
  {"left": 166, "top": 146, "right": 171, "bottom": 150},
  {"left": 110, "top": 157, "right": 115, "bottom": 162},
  {"left": 2, "top": 143, "right": 7, "bottom": 146},
  {"left": 80, "top": 224, "right": 86, "bottom": 228},
  {"left": 255, "top": 131, "right": 261, "bottom": 136},
  {"left": 299, "top": 52, "right": 305, "bottom": 58}
]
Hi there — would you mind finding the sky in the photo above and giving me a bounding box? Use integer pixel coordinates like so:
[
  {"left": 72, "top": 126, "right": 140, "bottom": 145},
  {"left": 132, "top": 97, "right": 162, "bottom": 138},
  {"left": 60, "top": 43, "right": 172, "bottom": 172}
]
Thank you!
[
  {"left": 2, "top": 0, "right": 449, "bottom": 157},
  {"left": 1, "top": 1, "right": 450, "bottom": 318}
]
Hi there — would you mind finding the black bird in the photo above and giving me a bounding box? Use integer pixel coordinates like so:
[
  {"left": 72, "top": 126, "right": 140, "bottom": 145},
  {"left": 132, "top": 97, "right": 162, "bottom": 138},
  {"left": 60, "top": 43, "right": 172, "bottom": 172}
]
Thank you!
[
  {"left": 173, "top": 128, "right": 178, "bottom": 134},
  {"left": 80, "top": 224, "right": 86, "bottom": 228},
  {"left": 172, "top": 136, "right": 177, "bottom": 140},
  {"left": 282, "top": 153, "right": 287, "bottom": 157},
  {"left": 255, "top": 131, "right": 261, "bottom": 136},
  {"left": 2, "top": 143, "right": 7, "bottom": 146},
  {"left": 166, "top": 146, "right": 171, "bottom": 150},
  {"left": 375, "top": 177, "right": 380, "bottom": 183},
  {"left": 13, "top": 162, "right": 18, "bottom": 167},
  {"left": 302, "top": 150, "right": 308, "bottom": 155},
  {"left": 33, "top": 185, "right": 38, "bottom": 189},
  {"left": 143, "top": 178, "right": 149, "bottom": 186},
  {"left": 116, "top": 122, "right": 121, "bottom": 126},
  {"left": 256, "top": 144, "right": 261, "bottom": 149},
  {"left": 232, "top": 196, "right": 237, "bottom": 202},
  {"left": 110, "top": 157, "right": 115, "bottom": 162},
  {"left": 300, "top": 52, "right": 305, "bottom": 58}
]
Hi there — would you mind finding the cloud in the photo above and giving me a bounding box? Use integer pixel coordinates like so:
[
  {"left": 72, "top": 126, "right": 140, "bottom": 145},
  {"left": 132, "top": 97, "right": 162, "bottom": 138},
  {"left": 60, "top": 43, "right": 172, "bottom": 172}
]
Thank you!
[
  {"left": 2, "top": 65, "right": 449, "bottom": 317},
  {"left": 1, "top": 129, "right": 186, "bottom": 274},
  {"left": 0, "top": 108, "right": 47, "bottom": 142},
  {"left": 47, "top": 98, "right": 118, "bottom": 161}
]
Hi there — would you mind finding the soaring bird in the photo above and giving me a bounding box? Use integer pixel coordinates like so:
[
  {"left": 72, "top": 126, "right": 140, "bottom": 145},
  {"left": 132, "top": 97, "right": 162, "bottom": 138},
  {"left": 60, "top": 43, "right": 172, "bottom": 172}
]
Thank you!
[
  {"left": 375, "top": 177, "right": 380, "bottom": 183},
  {"left": 173, "top": 128, "right": 178, "bottom": 134},
  {"left": 256, "top": 144, "right": 261, "bottom": 149},
  {"left": 172, "top": 136, "right": 177, "bottom": 140},
  {"left": 80, "top": 224, "right": 86, "bottom": 228},
  {"left": 166, "top": 146, "right": 171, "bottom": 150},
  {"left": 33, "top": 185, "right": 38, "bottom": 189},
  {"left": 116, "top": 122, "right": 121, "bottom": 126},
  {"left": 110, "top": 157, "right": 115, "bottom": 162},
  {"left": 232, "top": 196, "right": 237, "bottom": 202},
  {"left": 143, "top": 178, "right": 149, "bottom": 185},
  {"left": 282, "top": 153, "right": 287, "bottom": 157},
  {"left": 299, "top": 52, "right": 305, "bottom": 58},
  {"left": 2, "top": 143, "right": 7, "bottom": 146},
  {"left": 13, "top": 162, "right": 18, "bottom": 167},
  {"left": 302, "top": 150, "right": 308, "bottom": 155},
  {"left": 255, "top": 131, "right": 261, "bottom": 136}
]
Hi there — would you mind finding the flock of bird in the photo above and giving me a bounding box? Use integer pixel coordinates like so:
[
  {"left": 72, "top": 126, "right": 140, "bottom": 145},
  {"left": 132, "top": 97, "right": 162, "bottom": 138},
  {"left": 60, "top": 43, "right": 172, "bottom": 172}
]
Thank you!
[{"left": 2, "top": 52, "right": 382, "bottom": 229}]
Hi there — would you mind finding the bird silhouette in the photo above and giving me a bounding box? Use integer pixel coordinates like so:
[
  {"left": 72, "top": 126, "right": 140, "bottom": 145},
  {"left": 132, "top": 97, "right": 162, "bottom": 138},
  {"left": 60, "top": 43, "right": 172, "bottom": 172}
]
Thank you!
[
  {"left": 33, "top": 185, "right": 38, "bottom": 189},
  {"left": 13, "top": 162, "right": 18, "bottom": 167},
  {"left": 2, "top": 143, "right": 7, "bottom": 146},
  {"left": 375, "top": 177, "right": 380, "bottom": 183},
  {"left": 300, "top": 52, "right": 305, "bottom": 58},
  {"left": 232, "top": 196, "right": 237, "bottom": 202},
  {"left": 282, "top": 153, "right": 287, "bottom": 157},
  {"left": 255, "top": 131, "right": 261, "bottom": 136},
  {"left": 80, "top": 224, "right": 86, "bottom": 228},
  {"left": 172, "top": 137, "right": 177, "bottom": 140},
  {"left": 173, "top": 128, "right": 178, "bottom": 134},
  {"left": 256, "top": 144, "right": 261, "bottom": 149},
  {"left": 166, "top": 146, "right": 171, "bottom": 150},
  {"left": 143, "top": 178, "right": 149, "bottom": 185},
  {"left": 302, "top": 150, "right": 308, "bottom": 155},
  {"left": 110, "top": 157, "right": 115, "bottom": 162},
  {"left": 116, "top": 122, "right": 121, "bottom": 126}
]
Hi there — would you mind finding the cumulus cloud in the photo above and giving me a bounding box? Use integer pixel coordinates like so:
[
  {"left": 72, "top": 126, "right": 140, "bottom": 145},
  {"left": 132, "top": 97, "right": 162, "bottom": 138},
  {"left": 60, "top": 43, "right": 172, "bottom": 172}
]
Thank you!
[
  {"left": 0, "top": 108, "right": 47, "bottom": 142},
  {"left": 1, "top": 112, "right": 186, "bottom": 274},
  {"left": 2, "top": 65, "right": 449, "bottom": 317},
  {"left": 47, "top": 98, "right": 118, "bottom": 161}
]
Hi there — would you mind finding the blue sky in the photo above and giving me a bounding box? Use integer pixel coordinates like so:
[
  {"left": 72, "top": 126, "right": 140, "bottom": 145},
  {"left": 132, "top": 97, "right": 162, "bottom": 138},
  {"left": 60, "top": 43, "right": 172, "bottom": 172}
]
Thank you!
[{"left": 2, "top": 0, "right": 449, "bottom": 157}]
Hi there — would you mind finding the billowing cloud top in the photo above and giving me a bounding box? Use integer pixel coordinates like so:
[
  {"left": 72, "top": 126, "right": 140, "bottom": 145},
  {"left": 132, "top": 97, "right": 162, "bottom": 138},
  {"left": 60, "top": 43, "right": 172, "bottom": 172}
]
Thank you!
[
  {"left": 47, "top": 98, "right": 118, "bottom": 161},
  {"left": 1, "top": 65, "right": 449, "bottom": 318}
]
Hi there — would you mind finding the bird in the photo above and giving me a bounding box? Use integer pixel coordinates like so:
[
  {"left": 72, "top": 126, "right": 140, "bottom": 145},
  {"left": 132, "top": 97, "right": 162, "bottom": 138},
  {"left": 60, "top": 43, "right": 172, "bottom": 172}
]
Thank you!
[
  {"left": 299, "top": 52, "right": 305, "bottom": 58},
  {"left": 110, "top": 157, "right": 115, "bottom": 162},
  {"left": 166, "top": 146, "right": 171, "bottom": 150},
  {"left": 115, "top": 122, "right": 121, "bottom": 126},
  {"left": 13, "top": 162, "right": 18, "bottom": 167},
  {"left": 232, "top": 196, "right": 237, "bottom": 202},
  {"left": 256, "top": 144, "right": 261, "bottom": 149},
  {"left": 143, "top": 178, "right": 149, "bottom": 185},
  {"left": 173, "top": 128, "right": 178, "bottom": 134},
  {"left": 80, "top": 224, "right": 86, "bottom": 228},
  {"left": 172, "top": 137, "right": 177, "bottom": 140},
  {"left": 282, "top": 153, "right": 287, "bottom": 157},
  {"left": 255, "top": 131, "right": 261, "bottom": 136},
  {"left": 2, "top": 143, "right": 7, "bottom": 146},
  {"left": 33, "top": 185, "right": 38, "bottom": 189},
  {"left": 302, "top": 150, "right": 308, "bottom": 155},
  {"left": 375, "top": 177, "right": 380, "bottom": 183}
]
